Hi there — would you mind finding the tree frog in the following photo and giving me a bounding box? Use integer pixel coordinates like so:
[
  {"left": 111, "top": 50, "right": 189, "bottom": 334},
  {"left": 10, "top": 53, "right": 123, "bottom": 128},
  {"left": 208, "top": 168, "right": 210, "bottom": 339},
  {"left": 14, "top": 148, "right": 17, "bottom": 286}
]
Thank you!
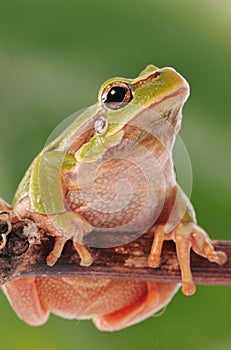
[{"left": 2, "top": 65, "right": 226, "bottom": 331}]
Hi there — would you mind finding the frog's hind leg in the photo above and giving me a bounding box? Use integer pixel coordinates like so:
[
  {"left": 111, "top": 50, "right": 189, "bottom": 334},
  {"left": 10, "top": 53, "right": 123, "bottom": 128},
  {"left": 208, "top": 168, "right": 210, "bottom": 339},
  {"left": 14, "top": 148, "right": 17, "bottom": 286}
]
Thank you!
[
  {"left": 93, "top": 282, "right": 179, "bottom": 331},
  {"left": 2, "top": 277, "right": 49, "bottom": 326}
]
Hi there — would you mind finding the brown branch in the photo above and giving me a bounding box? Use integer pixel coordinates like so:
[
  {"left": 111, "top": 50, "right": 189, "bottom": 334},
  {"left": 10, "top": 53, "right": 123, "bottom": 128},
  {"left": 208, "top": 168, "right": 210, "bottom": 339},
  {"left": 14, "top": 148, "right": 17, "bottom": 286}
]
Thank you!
[{"left": 0, "top": 210, "right": 230, "bottom": 287}]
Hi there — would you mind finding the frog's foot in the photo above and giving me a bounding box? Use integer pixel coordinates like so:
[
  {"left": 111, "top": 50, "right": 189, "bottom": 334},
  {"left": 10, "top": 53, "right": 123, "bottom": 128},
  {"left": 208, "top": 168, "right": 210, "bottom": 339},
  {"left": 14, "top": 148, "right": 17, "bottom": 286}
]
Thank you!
[
  {"left": 46, "top": 236, "right": 93, "bottom": 267},
  {"left": 148, "top": 223, "right": 227, "bottom": 296},
  {"left": 36, "top": 211, "right": 93, "bottom": 267}
]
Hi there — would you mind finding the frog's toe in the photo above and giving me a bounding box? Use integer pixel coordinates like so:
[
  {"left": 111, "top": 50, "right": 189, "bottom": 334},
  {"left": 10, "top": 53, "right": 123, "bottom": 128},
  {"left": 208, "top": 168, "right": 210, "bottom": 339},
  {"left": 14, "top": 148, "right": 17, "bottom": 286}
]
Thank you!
[
  {"left": 214, "top": 251, "right": 227, "bottom": 265},
  {"left": 73, "top": 241, "right": 93, "bottom": 266},
  {"left": 148, "top": 225, "right": 166, "bottom": 268},
  {"left": 46, "top": 236, "right": 67, "bottom": 266},
  {"left": 182, "top": 280, "right": 196, "bottom": 296},
  {"left": 191, "top": 229, "right": 227, "bottom": 265}
]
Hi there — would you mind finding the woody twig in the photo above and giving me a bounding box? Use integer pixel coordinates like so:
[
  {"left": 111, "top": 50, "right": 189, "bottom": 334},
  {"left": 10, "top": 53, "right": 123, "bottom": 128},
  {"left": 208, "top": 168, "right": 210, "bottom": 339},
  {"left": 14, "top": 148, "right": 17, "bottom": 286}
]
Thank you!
[{"left": 0, "top": 210, "right": 230, "bottom": 287}]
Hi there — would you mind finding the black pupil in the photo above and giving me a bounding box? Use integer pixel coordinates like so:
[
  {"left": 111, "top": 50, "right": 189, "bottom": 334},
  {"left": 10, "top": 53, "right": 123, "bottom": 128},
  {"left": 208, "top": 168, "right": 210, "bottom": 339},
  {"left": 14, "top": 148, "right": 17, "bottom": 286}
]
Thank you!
[{"left": 106, "top": 86, "right": 127, "bottom": 103}]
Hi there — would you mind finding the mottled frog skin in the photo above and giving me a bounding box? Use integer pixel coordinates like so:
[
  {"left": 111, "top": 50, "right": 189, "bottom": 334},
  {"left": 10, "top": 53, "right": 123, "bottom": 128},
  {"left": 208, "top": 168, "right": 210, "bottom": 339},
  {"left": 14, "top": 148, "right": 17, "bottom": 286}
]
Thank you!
[{"left": 2, "top": 65, "right": 226, "bottom": 330}]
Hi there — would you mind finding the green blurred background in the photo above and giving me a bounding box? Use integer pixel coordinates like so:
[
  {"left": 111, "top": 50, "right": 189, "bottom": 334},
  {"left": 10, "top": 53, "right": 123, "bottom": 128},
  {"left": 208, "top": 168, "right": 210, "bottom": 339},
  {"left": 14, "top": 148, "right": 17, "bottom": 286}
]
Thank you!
[{"left": 0, "top": 0, "right": 230, "bottom": 349}]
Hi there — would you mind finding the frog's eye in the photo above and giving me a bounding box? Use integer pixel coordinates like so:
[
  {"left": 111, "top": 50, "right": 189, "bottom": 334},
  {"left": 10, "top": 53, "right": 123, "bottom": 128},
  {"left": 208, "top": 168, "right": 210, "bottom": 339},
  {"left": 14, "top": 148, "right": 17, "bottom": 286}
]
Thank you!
[{"left": 101, "top": 82, "right": 133, "bottom": 110}]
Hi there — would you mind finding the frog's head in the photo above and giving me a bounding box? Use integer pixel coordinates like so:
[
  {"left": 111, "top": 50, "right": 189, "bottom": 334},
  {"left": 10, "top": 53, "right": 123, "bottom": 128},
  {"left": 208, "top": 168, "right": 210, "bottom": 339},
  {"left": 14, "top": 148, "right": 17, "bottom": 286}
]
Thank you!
[
  {"left": 98, "top": 64, "right": 189, "bottom": 128},
  {"left": 76, "top": 65, "right": 189, "bottom": 162}
]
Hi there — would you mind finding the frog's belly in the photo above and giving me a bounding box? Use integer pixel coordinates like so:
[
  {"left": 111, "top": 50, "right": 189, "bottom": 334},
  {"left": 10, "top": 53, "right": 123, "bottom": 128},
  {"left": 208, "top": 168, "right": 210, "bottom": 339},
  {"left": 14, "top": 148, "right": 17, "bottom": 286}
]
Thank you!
[
  {"left": 65, "top": 157, "right": 171, "bottom": 235},
  {"left": 66, "top": 187, "right": 164, "bottom": 234},
  {"left": 63, "top": 145, "right": 177, "bottom": 248}
]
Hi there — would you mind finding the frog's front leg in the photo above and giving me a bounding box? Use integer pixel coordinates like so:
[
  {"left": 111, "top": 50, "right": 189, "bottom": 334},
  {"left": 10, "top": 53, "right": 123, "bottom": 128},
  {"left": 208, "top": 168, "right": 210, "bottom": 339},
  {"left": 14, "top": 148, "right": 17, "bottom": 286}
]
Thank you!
[
  {"left": 30, "top": 150, "right": 93, "bottom": 267},
  {"left": 148, "top": 187, "right": 227, "bottom": 295}
]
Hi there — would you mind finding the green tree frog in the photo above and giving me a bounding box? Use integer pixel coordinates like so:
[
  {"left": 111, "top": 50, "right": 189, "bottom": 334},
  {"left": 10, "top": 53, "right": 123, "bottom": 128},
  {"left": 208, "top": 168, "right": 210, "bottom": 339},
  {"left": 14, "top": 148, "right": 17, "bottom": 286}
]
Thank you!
[{"left": 2, "top": 65, "right": 226, "bottom": 331}]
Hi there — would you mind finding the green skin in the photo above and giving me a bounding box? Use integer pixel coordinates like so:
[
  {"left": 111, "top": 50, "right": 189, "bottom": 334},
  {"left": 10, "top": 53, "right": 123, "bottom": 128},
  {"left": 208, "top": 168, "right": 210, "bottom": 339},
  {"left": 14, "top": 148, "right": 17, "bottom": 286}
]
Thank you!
[
  {"left": 13, "top": 65, "right": 190, "bottom": 233},
  {"left": 9, "top": 64, "right": 226, "bottom": 298}
]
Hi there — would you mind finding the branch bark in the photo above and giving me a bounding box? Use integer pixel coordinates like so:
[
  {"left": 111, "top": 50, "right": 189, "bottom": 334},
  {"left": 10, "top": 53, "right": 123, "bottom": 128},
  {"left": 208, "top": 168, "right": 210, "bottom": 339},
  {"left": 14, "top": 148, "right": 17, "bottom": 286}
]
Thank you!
[{"left": 0, "top": 210, "right": 230, "bottom": 287}]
